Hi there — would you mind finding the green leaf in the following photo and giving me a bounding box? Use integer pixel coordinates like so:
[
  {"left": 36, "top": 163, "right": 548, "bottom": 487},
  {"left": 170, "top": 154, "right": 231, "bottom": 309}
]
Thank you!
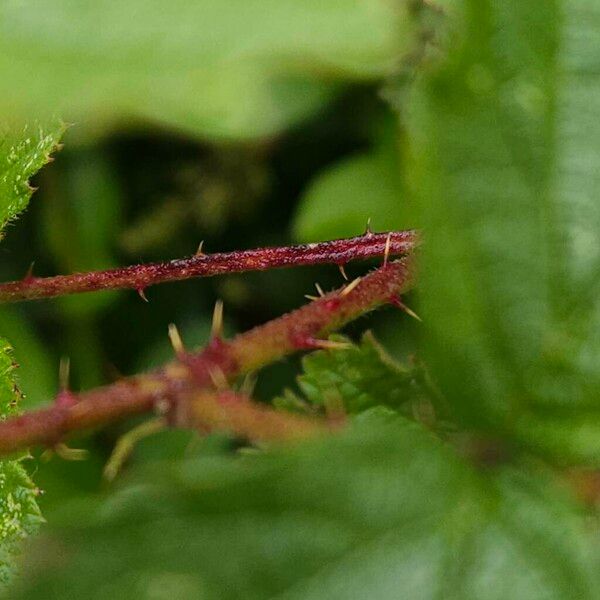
[
  {"left": 406, "top": 0, "right": 600, "bottom": 462},
  {"left": 0, "top": 120, "right": 65, "bottom": 236},
  {"left": 12, "top": 418, "right": 600, "bottom": 598},
  {"left": 0, "top": 340, "right": 44, "bottom": 585},
  {"left": 40, "top": 146, "right": 123, "bottom": 318},
  {"left": 0, "top": 1, "right": 421, "bottom": 140},
  {"left": 294, "top": 146, "right": 405, "bottom": 242},
  {"left": 0, "top": 120, "right": 63, "bottom": 580},
  {"left": 274, "top": 333, "right": 420, "bottom": 415}
]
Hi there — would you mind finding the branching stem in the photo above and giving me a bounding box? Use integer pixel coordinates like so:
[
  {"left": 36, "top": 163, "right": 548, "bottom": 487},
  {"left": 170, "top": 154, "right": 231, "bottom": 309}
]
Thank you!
[
  {"left": 179, "top": 390, "right": 330, "bottom": 443},
  {"left": 0, "top": 259, "right": 414, "bottom": 455}
]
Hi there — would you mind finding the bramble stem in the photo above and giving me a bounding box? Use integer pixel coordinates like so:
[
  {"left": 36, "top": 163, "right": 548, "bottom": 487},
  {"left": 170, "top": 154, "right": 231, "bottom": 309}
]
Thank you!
[
  {"left": 0, "top": 259, "right": 414, "bottom": 455},
  {"left": 178, "top": 390, "right": 330, "bottom": 443},
  {"left": 0, "top": 230, "right": 417, "bottom": 303}
]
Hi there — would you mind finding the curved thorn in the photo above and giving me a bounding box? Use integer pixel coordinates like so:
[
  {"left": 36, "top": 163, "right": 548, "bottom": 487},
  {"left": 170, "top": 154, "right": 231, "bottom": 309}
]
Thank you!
[{"left": 168, "top": 323, "right": 185, "bottom": 356}]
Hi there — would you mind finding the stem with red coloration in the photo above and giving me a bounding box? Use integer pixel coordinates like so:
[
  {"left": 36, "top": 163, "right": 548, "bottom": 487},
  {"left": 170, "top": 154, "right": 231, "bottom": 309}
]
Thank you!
[
  {"left": 0, "top": 258, "right": 414, "bottom": 455},
  {"left": 178, "top": 390, "right": 330, "bottom": 443},
  {"left": 0, "top": 230, "right": 417, "bottom": 303}
]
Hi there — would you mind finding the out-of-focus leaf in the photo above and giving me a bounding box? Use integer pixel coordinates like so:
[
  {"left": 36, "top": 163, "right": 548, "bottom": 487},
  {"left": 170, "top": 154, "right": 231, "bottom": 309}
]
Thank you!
[
  {"left": 0, "top": 340, "right": 44, "bottom": 585},
  {"left": 0, "top": 120, "right": 64, "bottom": 236},
  {"left": 0, "top": 1, "right": 420, "bottom": 140},
  {"left": 13, "top": 418, "right": 600, "bottom": 599},
  {"left": 294, "top": 145, "right": 405, "bottom": 241},
  {"left": 274, "top": 333, "right": 419, "bottom": 414},
  {"left": 41, "top": 147, "right": 122, "bottom": 317},
  {"left": 406, "top": 0, "right": 600, "bottom": 462},
  {"left": 293, "top": 114, "right": 409, "bottom": 241}
]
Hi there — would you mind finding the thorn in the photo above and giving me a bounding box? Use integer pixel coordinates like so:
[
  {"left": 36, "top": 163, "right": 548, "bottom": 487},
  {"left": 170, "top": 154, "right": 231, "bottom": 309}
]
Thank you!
[
  {"left": 211, "top": 299, "right": 224, "bottom": 339},
  {"left": 239, "top": 373, "right": 257, "bottom": 396},
  {"left": 168, "top": 323, "right": 185, "bottom": 357},
  {"left": 55, "top": 357, "right": 77, "bottom": 408},
  {"left": 364, "top": 218, "right": 373, "bottom": 236},
  {"left": 338, "top": 264, "right": 349, "bottom": 281},
  {"left": 59, "top": 357, "right": 70, "bottom": 391},
  {"left": 23, "top": 262, "right": 35, "bottom": 282},
  {"left": 196, "top": 240, "right": 205, "bottom": 256},
  {"left": 137, "top": 287, "right": 149, "bottom": 303},
  {"left": 308, "top": 338, "right": 353, "bottom": 351},
  {"left": 304, "top": 294, "right": 319, "bottom": 301},
  {"left": 391, "top": 295, "right": 422, "bottom": 322},
  {"left": 54, "top": 443, "right": 89, "bottom": 461},
  {"left": 208, "top": 366, "right": 229, "bottom": 391},
  {"left": 340, "top": 277, "right": 362, "bottom": 297},
  {"left": 292, "top": 334, "right": 353, "bottom": 351},
  {"left": 383, "top": 232, "right": 392, "bottom": 268},
  {"left": 314, "top": 283, "right": 325, "bottom": 298},
  {"left": 399, "top": 304, "right": 422, "bottom": 322}
]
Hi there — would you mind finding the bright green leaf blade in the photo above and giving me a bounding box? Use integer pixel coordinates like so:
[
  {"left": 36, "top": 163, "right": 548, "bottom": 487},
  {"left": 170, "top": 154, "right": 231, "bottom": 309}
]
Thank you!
[
  {"left": 0, "top": 120, "right": 65, "bottom": 236},
  {"left": 0, "top": 1, "right": 420, "bottom": 140},
  {"left": 12, "top": 418, "right": 600, "bottom": 598},
  {"left": 0, "top": 340, "right": 44, "bottom": 585},
  {"left": 274, "top": 333, "right": 420, "bottom": 414}
]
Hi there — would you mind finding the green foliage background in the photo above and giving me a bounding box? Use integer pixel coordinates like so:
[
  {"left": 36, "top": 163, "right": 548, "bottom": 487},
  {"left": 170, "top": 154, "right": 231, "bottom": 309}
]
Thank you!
[{"left": 0, "top": 0, "right": 600, "bottom": 597}]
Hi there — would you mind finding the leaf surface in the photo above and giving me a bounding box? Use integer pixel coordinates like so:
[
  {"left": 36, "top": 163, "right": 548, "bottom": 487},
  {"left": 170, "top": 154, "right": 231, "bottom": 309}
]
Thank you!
[
  {"left": 0, "top": 120, "right": 65, "bottom": 236},
  {"left": 12, "top": 418, "right": 600, "bottom": 599},
  {"left": 0, "top": 1, "right": 421, "bottom": 140},
  {"left": 274, "top": 333, "right": 420, "bottom": 415},
  {"left": 406, "top": 0, "right": 600, "bottom": 462}
]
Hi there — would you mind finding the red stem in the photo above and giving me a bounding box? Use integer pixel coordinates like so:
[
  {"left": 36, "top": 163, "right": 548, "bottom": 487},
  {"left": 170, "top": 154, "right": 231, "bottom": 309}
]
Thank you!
[
  {"left": 0, "top": 259, "right": 414, "bottom": 455},
  {"left": 178, "top": 390, "right": 330, "bottom": 442},
  {"left": 0, "top": 230, "right": 417, "bottom": 302}
]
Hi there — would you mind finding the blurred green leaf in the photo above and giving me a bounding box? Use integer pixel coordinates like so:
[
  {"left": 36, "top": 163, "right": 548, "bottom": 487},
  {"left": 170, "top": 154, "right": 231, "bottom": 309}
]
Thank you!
[
  {"left": 274, "top": 333, "right": 419, "bottom": 414},
  {"left": 294, "top": 144, "right": 405, "bottom": 241},
  {"left": 406, "top": 0, "right": 600, "bottom": 462},
  {"left": 0, "top": 1, "right": 420, "bottom": 140},
  {"left": 0, "top": 120, "right": 64, "bottom": 236},
  {"left": 41, "top": 147, "right": 122, "bottom": 317},
  {"left": 13, "top": 418, "right": 600, "bottom": 598},
  {"left": 0, "top": 340, "right": 44, "bottom": 585},
  {"left": 293, "top": 113, "right": 410, "bottom": 242}
]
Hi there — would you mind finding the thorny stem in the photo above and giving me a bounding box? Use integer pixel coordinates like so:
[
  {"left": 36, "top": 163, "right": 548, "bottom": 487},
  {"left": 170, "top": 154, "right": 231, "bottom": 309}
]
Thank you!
[
  {"left": 0, "top": 230, "right": 418, "bottom": 303},
  {"left": 0, "top": 258, "right": 414, "bottom": 455}
]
